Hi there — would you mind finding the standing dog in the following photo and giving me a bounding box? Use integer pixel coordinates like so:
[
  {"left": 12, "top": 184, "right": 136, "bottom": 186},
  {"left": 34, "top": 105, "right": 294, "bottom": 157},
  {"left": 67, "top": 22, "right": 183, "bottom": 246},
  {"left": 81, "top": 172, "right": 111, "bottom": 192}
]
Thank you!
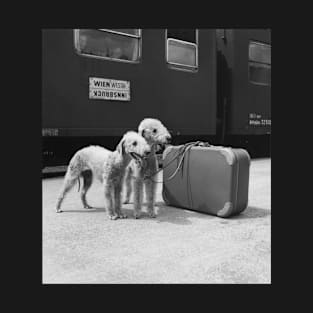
[
  {"left": 56, "top": 131, "right": 151, "bottom": 219},
  {"left": 124, "top": 118, "right": 171, "bottom": 218}
]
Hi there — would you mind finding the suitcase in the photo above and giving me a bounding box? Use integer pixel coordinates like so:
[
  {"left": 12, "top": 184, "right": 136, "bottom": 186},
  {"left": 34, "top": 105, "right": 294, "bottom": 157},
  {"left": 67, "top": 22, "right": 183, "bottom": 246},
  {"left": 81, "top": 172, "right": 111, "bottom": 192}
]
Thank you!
[{"left": 162, "top": 142, "right": 250, "bottom": 217}]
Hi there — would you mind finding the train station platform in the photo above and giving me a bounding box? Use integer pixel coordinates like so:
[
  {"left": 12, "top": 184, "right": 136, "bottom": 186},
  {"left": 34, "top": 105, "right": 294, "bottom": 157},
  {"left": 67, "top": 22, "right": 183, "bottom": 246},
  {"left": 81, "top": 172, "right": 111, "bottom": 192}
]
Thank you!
[{"left": 42, "top": 158, "right": 271, "bottom": 284}]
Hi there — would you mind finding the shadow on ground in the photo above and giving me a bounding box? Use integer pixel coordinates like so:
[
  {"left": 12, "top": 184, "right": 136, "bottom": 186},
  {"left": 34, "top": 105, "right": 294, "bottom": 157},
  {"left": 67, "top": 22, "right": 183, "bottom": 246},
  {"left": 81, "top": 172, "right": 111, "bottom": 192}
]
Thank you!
[
  {"left": 155, "top": 204, "right": 271, "bottom": 225},
  {"left": 59, "top": 207, "right": 106, "bottom": 213},
  {"left": 231, "top": 206, "right": 271, "bottom": 220},
  {"left": 57, "top": 203, "right": 270, "bottom": 225}
]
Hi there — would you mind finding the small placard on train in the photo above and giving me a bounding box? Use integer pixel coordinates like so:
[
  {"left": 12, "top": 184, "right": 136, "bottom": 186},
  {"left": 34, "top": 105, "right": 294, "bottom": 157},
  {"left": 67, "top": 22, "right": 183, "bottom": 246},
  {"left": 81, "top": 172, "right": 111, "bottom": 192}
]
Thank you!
[{"left": 89, "top": 77, "right": 130, "bottom": 101}]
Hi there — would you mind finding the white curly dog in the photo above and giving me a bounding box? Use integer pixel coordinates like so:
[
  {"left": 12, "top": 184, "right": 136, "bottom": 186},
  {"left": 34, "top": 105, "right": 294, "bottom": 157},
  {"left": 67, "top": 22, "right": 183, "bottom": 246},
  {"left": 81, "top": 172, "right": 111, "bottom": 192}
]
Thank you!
[
  {"left": 56, "top": 131, "right": 151, "bottom": 220},
  {"left": 124, "top": 118, "right": 171, "bottom": 218}
]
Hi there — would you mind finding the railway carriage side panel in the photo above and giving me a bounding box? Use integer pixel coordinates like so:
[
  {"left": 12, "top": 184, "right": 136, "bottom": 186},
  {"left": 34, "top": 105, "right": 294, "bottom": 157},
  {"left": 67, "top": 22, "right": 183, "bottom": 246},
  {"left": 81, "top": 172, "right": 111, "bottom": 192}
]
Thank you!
[{"left": 42, "top": 29, "right": 216, "bottom": 139}]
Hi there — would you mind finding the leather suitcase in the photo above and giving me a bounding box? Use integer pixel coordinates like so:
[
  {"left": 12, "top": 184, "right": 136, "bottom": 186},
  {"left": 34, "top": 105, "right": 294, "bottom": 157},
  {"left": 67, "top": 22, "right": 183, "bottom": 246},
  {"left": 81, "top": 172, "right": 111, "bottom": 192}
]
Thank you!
[{"left": 162, "top": 142, "right": 250, "bottom": 217}]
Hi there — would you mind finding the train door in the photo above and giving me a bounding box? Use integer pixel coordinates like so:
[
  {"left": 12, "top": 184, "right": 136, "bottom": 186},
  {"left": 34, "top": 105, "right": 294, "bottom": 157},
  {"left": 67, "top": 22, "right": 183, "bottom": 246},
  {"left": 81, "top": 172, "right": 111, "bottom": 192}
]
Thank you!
[{"left": 216, "top": 29, "right": 232, "bottom": 144}]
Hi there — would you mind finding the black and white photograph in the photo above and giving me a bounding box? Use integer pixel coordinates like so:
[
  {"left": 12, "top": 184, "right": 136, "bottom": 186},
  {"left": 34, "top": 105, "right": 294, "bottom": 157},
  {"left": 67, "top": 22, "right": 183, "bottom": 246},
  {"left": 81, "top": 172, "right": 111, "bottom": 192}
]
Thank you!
[{"left": 42, "top": 29, "right": 271, "bottom": 284}]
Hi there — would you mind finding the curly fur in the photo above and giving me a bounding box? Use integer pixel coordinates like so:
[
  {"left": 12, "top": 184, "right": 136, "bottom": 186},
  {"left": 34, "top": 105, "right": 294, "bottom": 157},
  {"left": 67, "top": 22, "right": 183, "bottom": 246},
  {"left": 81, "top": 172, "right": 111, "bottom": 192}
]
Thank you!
[
  {"left": 56, "top": 131, "right": 150, "bottom": 220},
  {"left": 124, "top": 118, "right": 171, "bottom": 218}
]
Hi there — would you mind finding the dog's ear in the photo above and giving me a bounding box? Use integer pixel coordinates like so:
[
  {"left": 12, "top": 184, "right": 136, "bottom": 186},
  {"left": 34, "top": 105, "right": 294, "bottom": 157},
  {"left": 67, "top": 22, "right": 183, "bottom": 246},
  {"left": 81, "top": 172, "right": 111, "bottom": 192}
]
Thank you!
[
  {"left": 117, "top": 139, "right": 125, "bottom": 155},
  {"left": 140, "top": 129, "right": 147, "bottom": 139}
]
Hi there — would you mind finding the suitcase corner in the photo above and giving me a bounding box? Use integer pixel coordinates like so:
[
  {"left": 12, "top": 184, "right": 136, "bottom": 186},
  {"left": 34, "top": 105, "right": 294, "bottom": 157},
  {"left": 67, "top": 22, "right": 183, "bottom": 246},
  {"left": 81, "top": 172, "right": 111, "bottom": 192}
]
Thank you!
[
  {"left": 163, "top": 145, "right": 174, "bottom": 159},
  {"left": 219, "top": 148, "right": 236, "bottom": 165},
  {"left": 217, "top": 202, "right": 233, "bottom": 217}
]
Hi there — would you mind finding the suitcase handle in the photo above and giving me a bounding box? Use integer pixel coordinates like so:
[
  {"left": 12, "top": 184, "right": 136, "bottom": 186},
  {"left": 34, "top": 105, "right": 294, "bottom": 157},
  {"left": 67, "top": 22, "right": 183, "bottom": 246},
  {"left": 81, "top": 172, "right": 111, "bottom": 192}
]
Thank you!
[
  {"left": 193, "top": 141, "right": 211, "bottom": 147},
  {"left": 144, "top": 141, "right": 211, "bottom": 183}
]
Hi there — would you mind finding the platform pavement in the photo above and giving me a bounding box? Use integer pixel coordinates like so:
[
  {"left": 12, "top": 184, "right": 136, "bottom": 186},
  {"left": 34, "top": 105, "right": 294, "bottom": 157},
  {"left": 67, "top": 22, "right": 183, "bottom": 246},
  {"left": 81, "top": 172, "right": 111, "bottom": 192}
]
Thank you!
[{"left": 42, "top": 158, "right": 271, "bottom": 284}]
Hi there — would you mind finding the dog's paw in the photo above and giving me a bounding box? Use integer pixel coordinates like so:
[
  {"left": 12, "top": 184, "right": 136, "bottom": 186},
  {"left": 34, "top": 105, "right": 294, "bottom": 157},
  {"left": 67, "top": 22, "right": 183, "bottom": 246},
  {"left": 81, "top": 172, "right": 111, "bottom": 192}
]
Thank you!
[
  {"left": 148, "top": 212, "right": 157, "bottom": 218},
  {"left": 134, "top": 212, "right": 141, "bottom": 219},
  {"left": 117, "top": 212, "right": 128, "bottom": 219},
  {"left": 109, "top": 215, "right": 119, "bottom": 220},
  {"left": 84, "top": 204, "right": 93, "bottom": 209}
]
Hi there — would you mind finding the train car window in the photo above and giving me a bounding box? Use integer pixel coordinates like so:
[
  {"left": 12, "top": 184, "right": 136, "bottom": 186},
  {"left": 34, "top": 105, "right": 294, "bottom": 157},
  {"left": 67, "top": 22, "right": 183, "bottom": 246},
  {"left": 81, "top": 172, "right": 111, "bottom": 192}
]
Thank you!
[
  {"left": 74, "top": 29, "right": 141, "bottom": 63},
  {"left": 249, "top": 41, "right": 271, "bottom": 86},
  {"left": 166, "top": 29, "right": 198, "bottom": 71}
]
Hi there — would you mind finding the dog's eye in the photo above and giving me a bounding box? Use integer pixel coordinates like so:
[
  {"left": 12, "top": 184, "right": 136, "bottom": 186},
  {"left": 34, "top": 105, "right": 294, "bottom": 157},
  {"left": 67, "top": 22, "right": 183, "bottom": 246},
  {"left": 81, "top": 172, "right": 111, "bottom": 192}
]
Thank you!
[
  {"left": 133, "top": 141, "right": 137, "bottom": 146},
  {"left": 152, "top": 129, "right": 157, "bottom": 133}
]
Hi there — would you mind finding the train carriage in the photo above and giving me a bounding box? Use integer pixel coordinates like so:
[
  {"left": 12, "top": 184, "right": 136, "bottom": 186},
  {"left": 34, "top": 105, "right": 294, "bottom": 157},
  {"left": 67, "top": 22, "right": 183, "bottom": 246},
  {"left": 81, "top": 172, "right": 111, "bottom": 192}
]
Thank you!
[
  {"left": 42, "top": 28, "right": 271, "bottom": 167},
  {"left": 216, "top": 29, "right": 271, "bottom": 148}
]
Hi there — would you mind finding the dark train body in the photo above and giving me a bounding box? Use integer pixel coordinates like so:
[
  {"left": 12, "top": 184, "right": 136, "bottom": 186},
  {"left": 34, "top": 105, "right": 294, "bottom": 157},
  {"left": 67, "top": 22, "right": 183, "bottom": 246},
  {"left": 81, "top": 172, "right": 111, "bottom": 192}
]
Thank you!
[{"left": 42, "top": 29, "right": 271, "bottom": 167}]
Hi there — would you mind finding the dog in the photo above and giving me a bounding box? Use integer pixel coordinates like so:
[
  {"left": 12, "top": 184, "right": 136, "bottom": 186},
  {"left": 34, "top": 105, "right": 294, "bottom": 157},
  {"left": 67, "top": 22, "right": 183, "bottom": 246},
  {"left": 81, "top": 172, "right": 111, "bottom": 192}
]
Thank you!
[
  {"left": 56, "top": 131, "right": 151, "bottom": 220},
  {"left": 124, "top": 118, "right": 171, "bottom": 218}
]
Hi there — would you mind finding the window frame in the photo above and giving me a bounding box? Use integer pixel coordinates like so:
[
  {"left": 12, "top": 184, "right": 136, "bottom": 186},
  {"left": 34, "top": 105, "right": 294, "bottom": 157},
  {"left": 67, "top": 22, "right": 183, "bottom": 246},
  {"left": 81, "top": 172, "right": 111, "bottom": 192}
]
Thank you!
[
  {"left": 165, "top": 29, "right": 199, "bottom": 72},
  {"left": 98, "top": 29, "right": 141, "bottom": 38},
  {"left": 73, "top": 29, "right": 142, "bottom": 64},
  {"left": 248, "top": 40, "right": 271, "bottom": 86}
]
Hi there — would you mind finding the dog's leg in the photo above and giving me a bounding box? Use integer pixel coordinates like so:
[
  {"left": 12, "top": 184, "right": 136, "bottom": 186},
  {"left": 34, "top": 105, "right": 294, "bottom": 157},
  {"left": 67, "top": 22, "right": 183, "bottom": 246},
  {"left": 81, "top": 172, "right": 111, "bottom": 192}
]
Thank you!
[
  {"left": 124, "top": 166, "right": 133, "bottom": 203},
  {"left": 56, "top": 154, "right": 84, "bottom": 213},
  {"left": 56, "top": 172, "right": 79, "bottom": 213},
  {"left": 133, "top": 178, "right": 144, "bottom": 219},
  {"left": 80, "top": 170, "right": 93, "bottom": 209},
  {"left": 114, "top": 184, "right": 127, "bottom": 219},
  {"left": 104, "top": 183, "right": 118, "bottom": 220},
  {"left": 144, "top": 179, "right": 157, "bottom": 218}
]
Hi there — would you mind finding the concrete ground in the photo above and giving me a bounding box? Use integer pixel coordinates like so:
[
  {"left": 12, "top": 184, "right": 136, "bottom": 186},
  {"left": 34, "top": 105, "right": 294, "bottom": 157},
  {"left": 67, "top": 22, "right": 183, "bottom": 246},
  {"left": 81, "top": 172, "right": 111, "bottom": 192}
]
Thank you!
[{"left": 42, "top": 158, "right": 271, "bottom": 284}]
